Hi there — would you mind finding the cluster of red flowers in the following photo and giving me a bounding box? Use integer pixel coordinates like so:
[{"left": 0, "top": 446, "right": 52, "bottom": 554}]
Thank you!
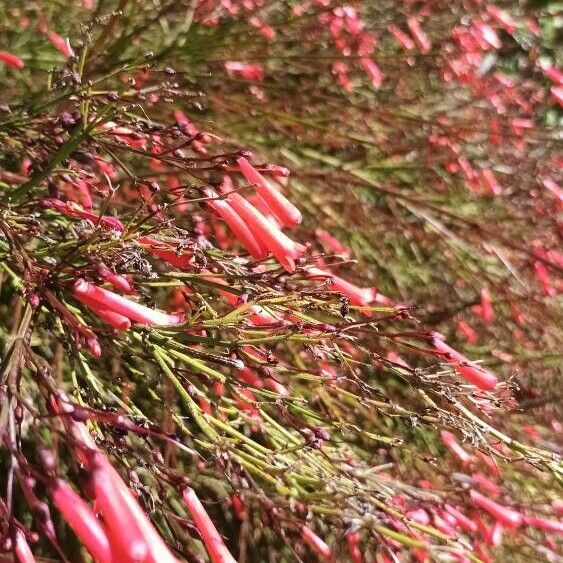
[{"left": 0, "top": 0, "right": 561, "bottom": 561}]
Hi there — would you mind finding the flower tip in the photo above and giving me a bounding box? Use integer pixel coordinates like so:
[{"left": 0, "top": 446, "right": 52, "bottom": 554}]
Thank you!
[{"left": 73, "top": 278, "right": 89, "bottom": 293}]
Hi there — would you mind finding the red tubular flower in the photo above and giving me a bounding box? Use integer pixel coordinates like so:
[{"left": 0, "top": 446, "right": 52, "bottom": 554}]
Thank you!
[
  {"left": 440, "top": 430, "right": 472, "bottom": 464},
  {"left": 0, "top": 50, "right": 25, "bottom": 69},
  {"left": 457, "top": 319, "right": 478, "bottom": 344},
  {"left": 479, "top": 288, "right": 494, "bottom": 323},
  {"left": 433, "top": 512, "right": 456, "bottom": 536},
  {"left": 305, "top": 267, "right": 376, "bottom": 306},
  {"left": 301, "top": 525, "right": 333, "bottom": 561},
  {"left": 444, "top": 504, "right": 478, "bottom": 533},
  {"left": 485, "top": 5, "right": 517, "bottom": 34},
  {"left": 315, "top": 228, "right": 351, "bottom": 258},
  {"left": 388, "top": 25, "right": 415, "bottom": 51},
  {"left": 230, "top": 494, "right": 246, "bottom": 520},
  {"left": 73, "top": 279, "right": 184, "bottom": 326},
  {"left": 138, "top": 236, "right": 193, "bottom": 269},
  {"left": 332, "top": 61, "right": 352, "bottom": 92},
  {"left": 481, "top": 169, "right": 502, "bottom": 196},
  {"left": 407, "top": 18, "right": 432, "bottom": 54},
  {"left": 551, "top": 85, "right": 563, "bottom": 107},
  {"left": 51, "top": 479, "right": 112, "bottom": 563},
  {"left": 92, "top": 455, "right": 178, "bottom": 563},
  {"left": 475, "top": 451, "right": 502, "bottom": 476},
  {"left": 182, "top": 488, "right": 237, "bottom": 563},
  {"left": 471, "top": 473, "right": 500, "bottom": 496},
  {"left": 42, "top": 199, "right": 124, "bottom": 231},
  {"left": 224, "top": 61, "right": 264, "bottom": 81},
  {"left": 74, "top": 291, "right": 132, "bottom": 330},
  {"left": 533, "top": 260, "right": 555, "bottom": 296},
  {"left": 543, "top": 65, "right": 563, "bottom": 86},
  {"left": 97, "top": 263, "right": 133, "bottom": 294},
  {"left": 208, "top": 273, "right": 286, "bottom": 326},
  {"left": 222, "top": 190, "right": 305, "bottom": 272},
  {"left": 198, "top": 270, "right": 277, "bottom": 327},
  {"left": 488, "top": 522, "right": 504, "bottom": 546},
  {"left": 265, "top": 377, "right": 288, "bottom": 396},
  {"left": 360, "top": 57, "right": 384, "bottom": 89},
  {"left": 524, "top": 515, "right": 563, "bottom": 534},
  {"left": 407, "top": 508, "right": 430, "bottom": 525},
  {"left": 249, "top": 195, "right": 282, "bottom": 227},
  {"left": 263, "top": 163, "right": 290, "bottom": 177},
  {"left": 14, "top": 529, "right": 35, "bottom": 563},
  {"left": 204, "top": 187, "right": 268, "bottom": 259},
  {"left": 247, "top": 304, "right": 287, "bottom": 326},
  {"left": 237, "top": 156, "right": 302, "bottom": 227},
  {"left": 473, "top": 23, "right": 501, "bottom": 49},
  {"left": 473, "top": 543, "right": 492, "bottom": 563},
  {"left": 470, "top": 490, "right": 523, "bottom": 528},
  {"left": 346, "top": 531, "right": 363, "bottom": 563},
  {"left": 86, "top": 336, "right": 102, "bottom": 357},
  {"left": 45, "top": 30, "right": 75, "bottom": 57},
  {"left": 432, "top": 333, "right": 498, "bottom": 390},
  {"left": 64, "top": 179, "right": 93, "bottom": 210}
]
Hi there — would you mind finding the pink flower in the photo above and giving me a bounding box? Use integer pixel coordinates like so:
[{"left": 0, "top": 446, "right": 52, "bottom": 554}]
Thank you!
[
  {"left": 182, "top": 487, "right": 237, "bottom": 563},
  {"left": 222, "top": 190, "right": 305, "bottom": 272},
  {"left": 73, "top": 279, "right": 184, "bottom": 326},
  {"left": 204, "top": 187, "right": 268, "bottom": 259},
  {"left": 470, "top": 490, "right": 523, "bottom": 528},
  {"left": 407, "top": 18, "right": 432, "bottom": 54},
  {"left": 51, "top": 479, "right": 112, "bottom": 563},
  {"left": 440, "top": 430, "right": 472, "bottom": 464},
  {"left": 237, "top": 157, "right": 302, "bottom": 226},
  {"left": 432, "top": 333, "right": 498, "bottom": 390},
  {"left": 305, "top": 266, "right": 376, "bottom": 306},
  {"left": 302, "top": 525, "right": 333, "bottom": 561},
  {"left": 0, "top": 50, "right": 25, "bottom": 69}
]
